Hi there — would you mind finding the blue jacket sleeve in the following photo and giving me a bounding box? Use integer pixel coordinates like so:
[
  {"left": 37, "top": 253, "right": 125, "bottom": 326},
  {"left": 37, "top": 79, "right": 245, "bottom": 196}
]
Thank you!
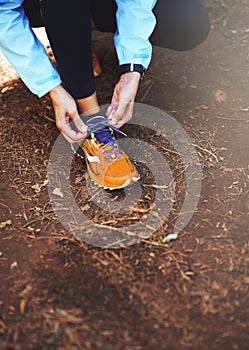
[
  {"left": 114, "top": 0, "right": 157, "bottom": 69},
  {"left": 0, "top": 0, "right": 62, "bottom": 97}
]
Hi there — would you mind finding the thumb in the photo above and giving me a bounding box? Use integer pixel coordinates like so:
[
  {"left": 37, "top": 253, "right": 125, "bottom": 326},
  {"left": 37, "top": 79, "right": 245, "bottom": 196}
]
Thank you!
[
  {"left": 110, "top": 101, "right": 128, "bottom": 123},
  {"left": 71, "top": 111, "right": 88, "bottom": 133}
]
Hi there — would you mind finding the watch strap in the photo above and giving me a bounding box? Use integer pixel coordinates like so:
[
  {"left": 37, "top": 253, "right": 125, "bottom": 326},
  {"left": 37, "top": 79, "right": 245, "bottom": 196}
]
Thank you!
[{"left": 119, "top": 63, "right": 146, "bottom": 80}]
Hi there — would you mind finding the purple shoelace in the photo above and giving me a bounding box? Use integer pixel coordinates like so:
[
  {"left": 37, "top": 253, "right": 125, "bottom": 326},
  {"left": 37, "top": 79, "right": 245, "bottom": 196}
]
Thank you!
[{"left": 86, "top": 118, "right": 127, "bottom": 161}]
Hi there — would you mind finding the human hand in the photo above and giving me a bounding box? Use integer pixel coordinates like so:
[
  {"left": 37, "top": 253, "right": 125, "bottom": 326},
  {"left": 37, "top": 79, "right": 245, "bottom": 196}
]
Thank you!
[
  {"left": 49, "top": 84, "right": 88, "bottom": 143},
  {"left": 106, "top": 72, "right": 140, "bottom": 128}
]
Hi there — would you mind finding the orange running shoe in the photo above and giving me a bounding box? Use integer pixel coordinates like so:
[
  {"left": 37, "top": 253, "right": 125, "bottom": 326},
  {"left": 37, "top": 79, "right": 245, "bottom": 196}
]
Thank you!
[
  {"left": 92, "top": 52, "right": 102, "bottom": 77},
  {"left": 73, "top": 115, "right": 140, "bottom": 190}
]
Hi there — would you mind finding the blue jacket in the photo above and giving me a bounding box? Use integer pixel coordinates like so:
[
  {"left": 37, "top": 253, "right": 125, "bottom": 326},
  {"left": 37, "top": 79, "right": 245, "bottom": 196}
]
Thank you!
[{"left": 0, "top": 0, "right": 157, "bottom": 97}]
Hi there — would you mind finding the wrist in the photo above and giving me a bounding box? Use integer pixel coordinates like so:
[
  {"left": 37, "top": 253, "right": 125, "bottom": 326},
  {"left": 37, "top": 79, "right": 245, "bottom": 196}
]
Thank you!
[
  {"left": 119, "top": 63, "right": 146, "bottom": 80},
  {"left": 49, "top": 84, "right": 65, "bottom": 99},
  {"left": 119, "top": 71, "right": 141, "bottom": 83}
]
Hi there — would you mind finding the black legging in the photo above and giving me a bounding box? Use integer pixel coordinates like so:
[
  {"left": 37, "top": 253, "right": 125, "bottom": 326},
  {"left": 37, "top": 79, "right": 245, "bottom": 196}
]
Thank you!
[{"left": 23, "top": 0, "right": 210, "bottom": 99}]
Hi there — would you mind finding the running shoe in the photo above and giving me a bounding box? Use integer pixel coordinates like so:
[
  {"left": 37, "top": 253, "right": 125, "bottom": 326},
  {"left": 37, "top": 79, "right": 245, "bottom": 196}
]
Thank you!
[
  {"left": 73, "top": 115, "right": 140, "bottom": 190},
  {"left": 92, "top": 52, "right": 102, "bottom": 77}
]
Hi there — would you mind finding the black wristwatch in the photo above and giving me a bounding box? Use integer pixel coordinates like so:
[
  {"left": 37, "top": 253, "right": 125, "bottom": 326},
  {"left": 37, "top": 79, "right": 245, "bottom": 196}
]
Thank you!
[{"left": 119, "top": 63, "right": 146, "bottom": 80}]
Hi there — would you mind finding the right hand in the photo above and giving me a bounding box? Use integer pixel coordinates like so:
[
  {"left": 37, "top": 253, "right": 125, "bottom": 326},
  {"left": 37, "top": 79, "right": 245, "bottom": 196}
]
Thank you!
[
  {"left": 106, "top": 72, "right": 140, "bottom": 128},
  {"left": 49, "top": 84, "right": 88, "bottom": 143}
]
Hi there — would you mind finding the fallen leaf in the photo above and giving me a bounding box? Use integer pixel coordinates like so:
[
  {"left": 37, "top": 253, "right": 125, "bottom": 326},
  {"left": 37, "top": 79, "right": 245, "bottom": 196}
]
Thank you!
[
  {"left": 31, "top": 179, "right": 48, "bottom": 193},
  {"left": 213, "top": 89, "right": 227, "bottom": 103},
  {"left": 10, "top": 261, "right": 18, "bottom": 269},
  {"left": 52, "top": 188, "right": 64, "bottom": 198},
  {"left": 162, "top": 233, "right": 179, "bottom": 242},
  {"left": 0, "top": 219, "right": 12, "bottom": 229},
  {"left": 131, "top": 203, "right": 156, "bottom": 213}
]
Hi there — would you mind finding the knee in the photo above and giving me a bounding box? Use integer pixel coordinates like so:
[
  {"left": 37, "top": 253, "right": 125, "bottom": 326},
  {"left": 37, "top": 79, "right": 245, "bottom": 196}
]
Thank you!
[
  {"left": 177, "top": 0, "right": 210, "bottom": 51},
  {"left": 151, "top": 0, "right": 210, "bottom": 51}
]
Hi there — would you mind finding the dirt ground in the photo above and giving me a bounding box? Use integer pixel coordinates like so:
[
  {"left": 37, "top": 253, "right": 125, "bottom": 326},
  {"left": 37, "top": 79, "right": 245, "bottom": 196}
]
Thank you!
[{"left": 1, "top": 1, "right": 249, "bottom": 349}]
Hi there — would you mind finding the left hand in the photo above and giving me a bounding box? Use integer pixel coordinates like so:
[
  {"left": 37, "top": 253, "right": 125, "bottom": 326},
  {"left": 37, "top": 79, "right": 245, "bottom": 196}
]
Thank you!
[{"left": 106, "top": 72, "right": 140, "bottom": 128}]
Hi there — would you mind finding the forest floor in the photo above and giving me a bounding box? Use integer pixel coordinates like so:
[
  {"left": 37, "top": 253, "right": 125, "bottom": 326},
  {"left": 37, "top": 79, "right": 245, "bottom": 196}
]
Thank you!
[{"left": 0, "top": 1, "right": 249, "bottom": 349}]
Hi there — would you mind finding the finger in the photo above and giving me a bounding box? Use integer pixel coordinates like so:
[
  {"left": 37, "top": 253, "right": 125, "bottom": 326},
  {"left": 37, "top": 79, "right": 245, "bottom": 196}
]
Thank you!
[
  {"left": 60, "top": 131, "right": 75, "bottom": 144},
  {"left": 70, "top": 111, "right": 88, "bottom": 133},
  {"left": 106, "top": 104, "right": 118, "bottom": 125},
  {"left": 110, "top": 101, "right": 128, "bottom": 123},
  {"left": 58, "top": 121, "right": 87, "bottom": 143},
  {"left": 112, "top": 100, "right": 134, "bottom": 124},
  {"left": 115, "top": 102, "right": 134, "bottom": 128},
  {"left": 62, "top": 129, "right": 87, "bottom": 144},
  {"left": 56, "top": 111, "right": 88, "bottom": 143},
  {"left": 106, "top": 93, "right": 118, "bottom": 118},
  {"left": 106, "top": 104, "right": 115, "bottom": 117}
]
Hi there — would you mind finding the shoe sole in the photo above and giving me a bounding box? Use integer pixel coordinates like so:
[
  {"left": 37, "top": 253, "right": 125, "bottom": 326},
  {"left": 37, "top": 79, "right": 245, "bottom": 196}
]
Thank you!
[
  {"left": 71, "top": 144, "right": 140, "bottom": 190},
  {"left": 103, "top": 174, "right": 140, "bottom": 190},
  {"left": 93, "top": 70, "right": 101, "bottom": 77}
]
